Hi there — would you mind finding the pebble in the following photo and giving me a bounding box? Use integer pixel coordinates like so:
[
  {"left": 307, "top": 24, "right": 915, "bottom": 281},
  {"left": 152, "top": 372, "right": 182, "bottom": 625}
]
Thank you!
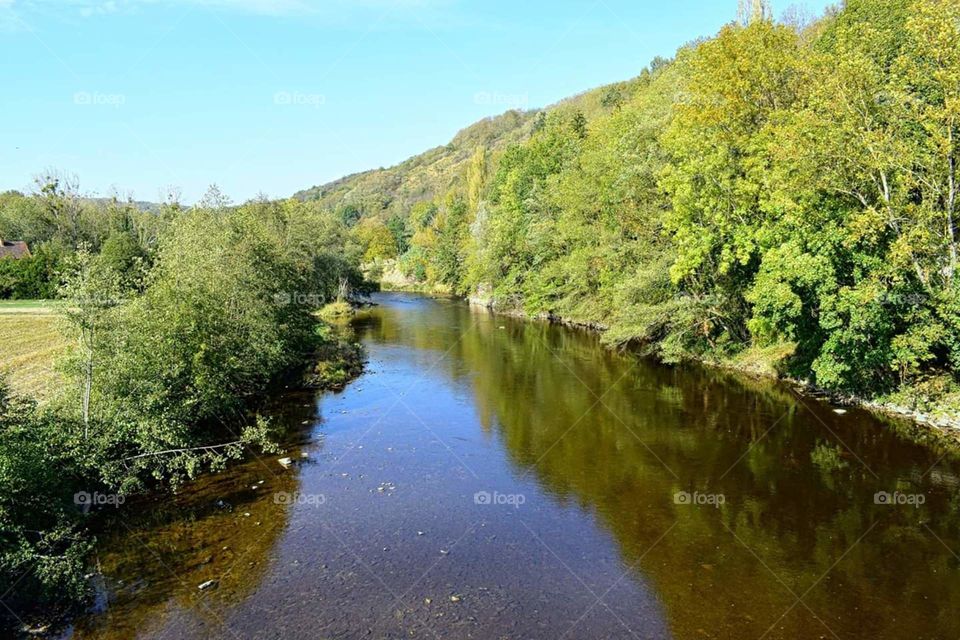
[{"left": 22, "top": 625, "right": 49, "bottom": 636}]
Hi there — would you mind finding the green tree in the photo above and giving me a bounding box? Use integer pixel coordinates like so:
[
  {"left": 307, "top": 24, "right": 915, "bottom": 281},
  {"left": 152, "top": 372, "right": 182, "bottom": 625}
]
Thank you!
[{"left": 60, "top": 246, "right": 125, "bottom": 436}]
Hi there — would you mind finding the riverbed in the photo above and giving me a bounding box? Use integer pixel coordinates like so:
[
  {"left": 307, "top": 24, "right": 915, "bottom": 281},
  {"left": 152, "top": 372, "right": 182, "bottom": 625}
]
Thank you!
[{"left": 70, "top": 292, "right": 960, "bottom": 640}]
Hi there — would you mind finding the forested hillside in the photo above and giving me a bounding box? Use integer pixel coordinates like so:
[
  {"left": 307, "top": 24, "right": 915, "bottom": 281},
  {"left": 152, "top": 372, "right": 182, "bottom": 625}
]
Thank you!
[{"left": 315, "top": 0, "right": 960, "bottom": 416}]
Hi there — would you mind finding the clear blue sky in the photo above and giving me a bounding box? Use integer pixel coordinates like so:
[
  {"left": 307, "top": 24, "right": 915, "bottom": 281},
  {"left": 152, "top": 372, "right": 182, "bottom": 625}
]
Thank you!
[{"left": 0, "top": 0, "right": 833, "bottom": 204}]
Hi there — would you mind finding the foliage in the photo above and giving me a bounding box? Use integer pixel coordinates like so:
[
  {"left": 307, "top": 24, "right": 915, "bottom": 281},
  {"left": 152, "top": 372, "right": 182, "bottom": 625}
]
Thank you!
[
  {"left": 313, "top": 0, "right": 960, "bottom": 404},
  {"left": 0, "top": 246, "right": 61, "bottom": 299},
  {"left": 0, "top": 380, "right": 91, "bottom": 627},
  {"left": 1, "top": 189, "right": 370, "bottom": 631}
]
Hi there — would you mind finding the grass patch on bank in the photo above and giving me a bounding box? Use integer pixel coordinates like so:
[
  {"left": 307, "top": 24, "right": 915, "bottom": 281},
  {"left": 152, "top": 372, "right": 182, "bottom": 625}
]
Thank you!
[
  {"left": 722, "top": 342, "right": 796, "bottom": 379},
  {"left": 317, "top": 300, "right": 354, "bottom": 323}
]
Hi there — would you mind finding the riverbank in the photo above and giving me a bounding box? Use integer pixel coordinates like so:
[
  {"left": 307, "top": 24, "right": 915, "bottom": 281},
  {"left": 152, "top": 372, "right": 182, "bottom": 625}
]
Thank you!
[{"left": 466, "top": 295, "right": 960, "bottom": 444}]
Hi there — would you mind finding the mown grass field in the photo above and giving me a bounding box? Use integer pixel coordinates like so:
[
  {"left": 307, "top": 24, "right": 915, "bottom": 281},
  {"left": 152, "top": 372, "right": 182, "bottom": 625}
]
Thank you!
[{"left": 0, "top": 300, "right": 70, "bottom": 402}]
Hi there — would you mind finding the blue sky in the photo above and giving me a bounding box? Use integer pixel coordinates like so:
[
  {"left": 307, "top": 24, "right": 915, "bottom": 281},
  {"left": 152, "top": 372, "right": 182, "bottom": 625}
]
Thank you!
[{"left": 0, "top": 0, "right": 833, "bottom": 204}]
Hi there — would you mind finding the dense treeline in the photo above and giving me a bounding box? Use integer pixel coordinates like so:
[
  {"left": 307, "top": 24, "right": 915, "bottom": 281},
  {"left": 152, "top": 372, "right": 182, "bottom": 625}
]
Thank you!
[
  {"left": 0, "top": 186, "right": 367, "bottom": 630},
  {"left": 351, "top": 0, "right": 960, "bottom": 412},
  {"left": 0, "top": 177, "right": 164, "bottom": 299}
]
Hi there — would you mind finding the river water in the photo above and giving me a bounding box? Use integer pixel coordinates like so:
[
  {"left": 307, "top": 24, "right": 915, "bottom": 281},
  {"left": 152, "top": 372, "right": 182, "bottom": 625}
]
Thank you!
[{"left": 70, "top": 292, "right": 960, "bottom": 640}]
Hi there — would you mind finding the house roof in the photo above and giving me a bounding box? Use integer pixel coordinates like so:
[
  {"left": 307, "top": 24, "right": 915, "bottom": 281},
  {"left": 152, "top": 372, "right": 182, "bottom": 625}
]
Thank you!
[{"left": 0, "top": 240, "right": 30, "bottom": 260}]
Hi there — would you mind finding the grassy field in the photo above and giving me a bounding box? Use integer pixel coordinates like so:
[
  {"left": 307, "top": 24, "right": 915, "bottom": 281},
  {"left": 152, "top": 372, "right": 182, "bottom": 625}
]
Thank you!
[{"left": 0, "top": 300, "right": 71, "bottom": 402}]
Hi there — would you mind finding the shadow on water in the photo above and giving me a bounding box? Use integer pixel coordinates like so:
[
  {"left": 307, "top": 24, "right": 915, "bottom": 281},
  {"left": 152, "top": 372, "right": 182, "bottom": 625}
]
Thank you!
[
  {"left": 71, "top": 292, "right": 960, "bottom": 640},
  {"left": 68, "top": 397, "right": 321, "bottom": 640}
]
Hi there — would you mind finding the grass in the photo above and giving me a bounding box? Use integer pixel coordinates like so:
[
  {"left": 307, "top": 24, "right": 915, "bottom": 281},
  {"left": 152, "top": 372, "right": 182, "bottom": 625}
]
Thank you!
[
  {"left": 724, "top": 341, "right": 796, "bottom": 379},
  {"left": 0, "top": 299, "right": 63, "bottom": 313},
  {"left": 316, "top": 300, "right": 354, "bottom": 323},
  {"left": 0, "top": 300, "right": 71, "bottom": 402}
]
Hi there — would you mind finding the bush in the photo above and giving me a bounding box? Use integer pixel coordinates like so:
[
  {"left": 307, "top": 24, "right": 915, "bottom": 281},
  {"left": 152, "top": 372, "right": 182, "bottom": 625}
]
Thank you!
[{"left": 0, "top": 380, "right": 91, "bottom": 631}]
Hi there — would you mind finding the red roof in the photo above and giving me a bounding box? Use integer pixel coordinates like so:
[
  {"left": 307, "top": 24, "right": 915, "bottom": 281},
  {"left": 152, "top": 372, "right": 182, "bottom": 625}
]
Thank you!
[{"left": 0, "top": 240, "right": 30, "bottom": 260}]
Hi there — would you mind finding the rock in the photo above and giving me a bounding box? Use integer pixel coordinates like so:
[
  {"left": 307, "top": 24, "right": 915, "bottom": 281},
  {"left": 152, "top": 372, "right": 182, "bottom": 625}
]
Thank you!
[
  {"left": 198, "top": 580, "right": 218, "bottom": 591},
  {"left": 22, "top": 624, "right": 49, "bottom": 635}
]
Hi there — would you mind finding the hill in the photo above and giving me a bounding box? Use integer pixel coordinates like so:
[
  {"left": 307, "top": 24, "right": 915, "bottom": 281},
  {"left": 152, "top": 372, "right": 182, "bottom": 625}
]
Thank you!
[{"left": 291, "top": 74, "right": 651, "bottom": 222}]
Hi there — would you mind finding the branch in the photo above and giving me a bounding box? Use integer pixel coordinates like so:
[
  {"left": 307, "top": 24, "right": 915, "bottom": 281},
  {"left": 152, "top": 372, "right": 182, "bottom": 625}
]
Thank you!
[{"left": 119, "top": 440, "right": 243, "bottom": 462}]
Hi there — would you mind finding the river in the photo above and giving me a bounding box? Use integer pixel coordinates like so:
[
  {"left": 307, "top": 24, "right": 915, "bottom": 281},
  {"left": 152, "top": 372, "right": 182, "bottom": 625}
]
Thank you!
[{"left": 69, "top": 292, "right": 960, "bottom": 640}]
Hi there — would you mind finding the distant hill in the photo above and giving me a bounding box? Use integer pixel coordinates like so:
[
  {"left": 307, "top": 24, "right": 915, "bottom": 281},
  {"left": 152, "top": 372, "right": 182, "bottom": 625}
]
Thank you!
[
  {"left": 84, "top": 197, "right": 162, "bottom": 214},
  {"left": 292, "top": 75, "right": 647, "bottom": 221}
]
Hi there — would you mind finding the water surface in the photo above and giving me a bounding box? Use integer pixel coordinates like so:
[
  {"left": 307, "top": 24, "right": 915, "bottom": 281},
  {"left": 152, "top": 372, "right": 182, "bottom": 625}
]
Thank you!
[{"left": 72, "top": 292, "right": 960, "bottom": 640}]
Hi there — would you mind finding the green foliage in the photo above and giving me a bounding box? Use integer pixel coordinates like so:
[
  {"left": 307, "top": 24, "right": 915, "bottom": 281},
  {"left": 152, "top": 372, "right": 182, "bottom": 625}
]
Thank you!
[
  {"left": 317, "top": 0, "right": 960, "bottom": 403},
  {"left": 386, "top": 214, "right": 411, "bottom": 254},
  {"left": 355, "top": 217, "right": 399, "bottom": 262},
  {"left": 0, "top": 246, "right": 61, "bottom": 299},
  {"left": 64, "top": 203, "right": 352, "bottom": 490},
  {"left": 98, "top": 229, "right": 148, "bottom": 290},
  {"left": 0, "top": 380, "right": 91, "bottom": 627}
]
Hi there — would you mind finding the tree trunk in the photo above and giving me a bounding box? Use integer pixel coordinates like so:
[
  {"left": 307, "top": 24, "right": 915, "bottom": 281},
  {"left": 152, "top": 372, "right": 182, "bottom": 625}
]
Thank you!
[
  {"left": 82, "top": 329, "right": 93, "bottom": 439},
  {"left": 948, "top": 127, "right": 957, "bottom": 283}
]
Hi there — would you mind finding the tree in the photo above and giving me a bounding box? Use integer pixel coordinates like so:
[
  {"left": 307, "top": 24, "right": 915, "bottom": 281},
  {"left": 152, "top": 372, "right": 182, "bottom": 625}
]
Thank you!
[
  {"left": 661, "top": 21, "right": 805, "bottom": 344},
  {"left": 356, "top": 218, "right": 398, "bottom": 262},
  {"left": 738, "top": 0, "right": 772, "bottom": 25},
  {"left": 60, "top": 246, "right": 125, "bottom": 437},
  {"left": 98, "top": 229, "right": 148, "bottom": 290},
  {"left": 466, "top": 146, "right": 486, "bottom": 211}
]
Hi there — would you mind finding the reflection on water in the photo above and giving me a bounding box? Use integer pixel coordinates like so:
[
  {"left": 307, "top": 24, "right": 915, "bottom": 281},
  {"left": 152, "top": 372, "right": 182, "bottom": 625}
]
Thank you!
[{"left": 72, "top": 292, "right": 960, "bottom": 640}]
